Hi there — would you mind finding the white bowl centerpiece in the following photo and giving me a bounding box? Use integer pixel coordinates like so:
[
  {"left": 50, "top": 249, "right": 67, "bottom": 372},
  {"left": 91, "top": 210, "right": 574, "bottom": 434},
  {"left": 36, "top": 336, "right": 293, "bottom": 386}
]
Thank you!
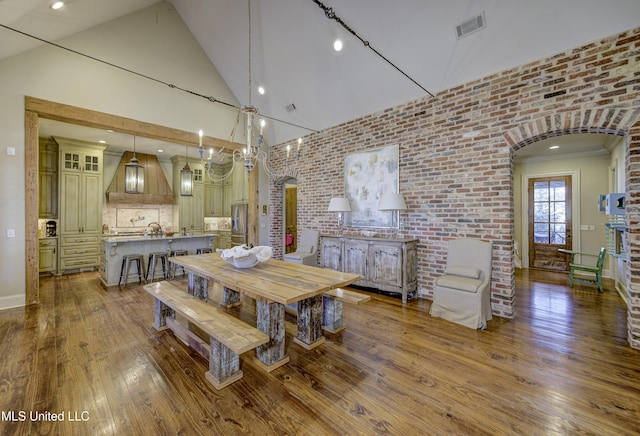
[{"left": 217, "top": 245, "right": 273, "bottom": 268}]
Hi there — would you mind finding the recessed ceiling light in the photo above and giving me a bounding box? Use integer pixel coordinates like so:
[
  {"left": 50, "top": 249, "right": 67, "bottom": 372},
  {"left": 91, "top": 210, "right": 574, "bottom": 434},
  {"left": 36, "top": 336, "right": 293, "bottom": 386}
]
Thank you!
[
  {"left": 333, "top": 39, "right": 343, "bottom": 52},
  {"left": 50, "top": 1, "right": 64, "bottom": 10},
  {"left": 549, "top": 145, "right": 560, "bottom": 150},
  {"left": 157, "top": 149, "right": 164, "bottom": 153},
  {"left": 258, "top": 86, "right": 265, "bottom": 95},
  {"left": 98, "top": 140, "right": 106, "bottom": 144}
]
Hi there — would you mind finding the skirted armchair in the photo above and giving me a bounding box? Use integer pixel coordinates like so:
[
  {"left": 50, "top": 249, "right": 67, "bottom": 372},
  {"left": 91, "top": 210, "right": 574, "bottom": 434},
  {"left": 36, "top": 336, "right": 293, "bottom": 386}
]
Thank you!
[
  {"left": 429, "top": 238, "right": 493, "bottom": 329},
  {"left": 283, "top": 230, "right": 319, "bottom": 266}
]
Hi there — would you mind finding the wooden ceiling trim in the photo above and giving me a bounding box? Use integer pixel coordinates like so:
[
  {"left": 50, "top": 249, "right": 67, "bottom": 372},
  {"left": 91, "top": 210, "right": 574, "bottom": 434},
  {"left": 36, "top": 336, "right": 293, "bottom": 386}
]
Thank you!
[{"left": 24, "top": 96, "right": 243, "bottom": 152}]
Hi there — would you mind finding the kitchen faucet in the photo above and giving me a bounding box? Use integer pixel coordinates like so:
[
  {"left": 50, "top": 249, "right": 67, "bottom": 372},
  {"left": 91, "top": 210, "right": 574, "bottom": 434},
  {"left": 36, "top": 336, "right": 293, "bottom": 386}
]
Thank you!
[{"left": 147, "top": 222, "right": 163, "bottom": 236}]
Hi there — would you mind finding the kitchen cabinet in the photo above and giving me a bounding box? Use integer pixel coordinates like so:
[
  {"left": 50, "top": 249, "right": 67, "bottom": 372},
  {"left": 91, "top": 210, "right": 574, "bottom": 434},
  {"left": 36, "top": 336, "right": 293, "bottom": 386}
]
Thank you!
[
  {"left": 204, "top": 163, "right": 226, "bottom": 217},
  {"left": 59, "top": 235, "right": 102, "bottom": 272},
  {"left": 172, "top": 156, "right": 205, "bottom": 232},
  {"left": 60, "top": 171, "right": 102, "bottom": 234},
  {"left": 38, "top": 138, "right": 58, "bottom": 219},
  {"left": 39, "top": 237, "right": 58, "bottom": 275},
  {"left": 320, "top": 235, "right": 418, "bottom": 303},
  {"left": 223, "top": 183, "right": 232, "bottom": 216},
  {"left": 204, "top": 183, "right": 224, "bottom": 216},
  {"left": 57, "top": 139, "right": 105, "bottom": 273},
  {"left": 213, "top": 231, "right": 231, "bottom": 250},
  {"left": 218, "top": 162, "right": 233, "bottom": 216},
  {"left": 231, "top": 162, "right": 248, "bottom": 204},
  {"left": 220, "top": 233, "right": 231, "bottom": 249}
]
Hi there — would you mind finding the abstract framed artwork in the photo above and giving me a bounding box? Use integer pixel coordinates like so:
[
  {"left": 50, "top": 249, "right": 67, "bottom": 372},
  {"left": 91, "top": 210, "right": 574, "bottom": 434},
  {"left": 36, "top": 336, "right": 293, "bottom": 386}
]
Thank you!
[{"left": 344, "top": 144, "right": 399, "bottom": 228}]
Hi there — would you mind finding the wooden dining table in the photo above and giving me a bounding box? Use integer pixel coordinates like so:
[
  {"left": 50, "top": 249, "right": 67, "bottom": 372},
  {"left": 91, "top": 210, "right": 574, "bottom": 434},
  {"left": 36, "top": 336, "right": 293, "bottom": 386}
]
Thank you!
[{"left": 168, "top": 253, "right": 361, "bottom": 372}]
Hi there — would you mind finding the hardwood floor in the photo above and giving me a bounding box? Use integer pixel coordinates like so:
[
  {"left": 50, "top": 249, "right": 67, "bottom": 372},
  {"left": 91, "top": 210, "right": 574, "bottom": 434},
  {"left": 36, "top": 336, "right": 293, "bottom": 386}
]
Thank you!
[{"left": 1, "top": 269, "right": 638, "bottom": 435}]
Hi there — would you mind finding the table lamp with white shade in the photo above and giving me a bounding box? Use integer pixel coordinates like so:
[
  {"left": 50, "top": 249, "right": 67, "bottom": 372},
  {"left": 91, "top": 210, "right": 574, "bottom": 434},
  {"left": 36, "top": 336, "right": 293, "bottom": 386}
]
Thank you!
[
  {"left": 378, "top": 193, "right": 407, "bottom": 237},
  {"left": 327, "top": 197, "right": 351, "bottom": 236}
]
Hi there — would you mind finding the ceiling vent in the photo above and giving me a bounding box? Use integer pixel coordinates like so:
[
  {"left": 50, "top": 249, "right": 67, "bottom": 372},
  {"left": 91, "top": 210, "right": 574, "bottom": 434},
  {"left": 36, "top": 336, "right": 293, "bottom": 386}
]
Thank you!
[
  {"left": 285, "top": 103, "right": 297, "bottom": 112},
  {"left": 455, "top": 12, "right": 486, "bottom": 39}
]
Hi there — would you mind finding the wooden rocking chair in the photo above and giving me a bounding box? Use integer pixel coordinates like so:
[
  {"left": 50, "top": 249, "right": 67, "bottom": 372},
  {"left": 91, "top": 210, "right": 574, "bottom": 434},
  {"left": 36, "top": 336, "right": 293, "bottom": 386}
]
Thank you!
[{"left": 561, "top": 247, "right": 606, "bottom": 292}]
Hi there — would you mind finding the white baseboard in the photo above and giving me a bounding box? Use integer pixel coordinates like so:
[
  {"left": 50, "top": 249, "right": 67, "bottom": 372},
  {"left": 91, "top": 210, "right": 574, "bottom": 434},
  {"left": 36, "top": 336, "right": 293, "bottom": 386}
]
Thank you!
[
  {"left": 615, "top": 281, "right": 629, "bottom": 306},
  {"left": 0, "top": 294, "right": 25, "bottom": 311}
]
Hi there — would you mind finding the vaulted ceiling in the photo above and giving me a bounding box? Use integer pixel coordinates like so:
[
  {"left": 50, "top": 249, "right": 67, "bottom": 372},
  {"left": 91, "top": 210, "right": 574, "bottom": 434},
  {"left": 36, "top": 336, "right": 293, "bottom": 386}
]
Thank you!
[{"left": 2, "top": 0, "right": 640, "bottom": 153}]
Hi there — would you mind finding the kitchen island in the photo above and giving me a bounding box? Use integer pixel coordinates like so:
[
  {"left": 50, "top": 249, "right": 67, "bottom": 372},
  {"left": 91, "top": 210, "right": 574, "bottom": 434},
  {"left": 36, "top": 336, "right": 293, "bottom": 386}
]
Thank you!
[{"left": 100, "top": 233, "right": 215, "bottom": 287}]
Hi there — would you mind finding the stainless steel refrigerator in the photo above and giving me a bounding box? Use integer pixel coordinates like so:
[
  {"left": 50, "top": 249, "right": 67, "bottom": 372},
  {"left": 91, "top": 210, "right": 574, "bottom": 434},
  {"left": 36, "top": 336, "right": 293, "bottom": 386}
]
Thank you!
[{"left": 231, "top": 203, "right": 248, "bottom": 247}]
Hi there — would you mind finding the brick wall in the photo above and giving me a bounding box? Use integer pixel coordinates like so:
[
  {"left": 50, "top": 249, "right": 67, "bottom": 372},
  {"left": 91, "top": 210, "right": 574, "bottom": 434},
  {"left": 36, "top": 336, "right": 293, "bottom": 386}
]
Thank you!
[{"left": 268, "top": 27, "right": 640, "bottom": 348}]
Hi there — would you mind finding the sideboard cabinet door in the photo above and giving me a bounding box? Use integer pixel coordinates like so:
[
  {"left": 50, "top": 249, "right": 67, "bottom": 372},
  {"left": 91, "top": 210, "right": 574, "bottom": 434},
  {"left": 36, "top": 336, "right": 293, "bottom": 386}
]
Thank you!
[
  {"left": 320, "top": 237, "right": 342, "bottom": 271},
  {"left": 369, "top": 243, "right": 403, "bottom": 288},
  {"left": 343, "top": 239, "right": 368, "bottom": 282}
]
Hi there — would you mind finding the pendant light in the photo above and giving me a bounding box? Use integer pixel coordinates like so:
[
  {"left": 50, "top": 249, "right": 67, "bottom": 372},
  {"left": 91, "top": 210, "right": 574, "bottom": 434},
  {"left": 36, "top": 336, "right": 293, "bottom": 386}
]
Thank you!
[
  {"left": 124, "top": 136, "right": 144, "bottom": 194},
  {"left": 180, "top": 145, "right": 193, "bottom": 196}
]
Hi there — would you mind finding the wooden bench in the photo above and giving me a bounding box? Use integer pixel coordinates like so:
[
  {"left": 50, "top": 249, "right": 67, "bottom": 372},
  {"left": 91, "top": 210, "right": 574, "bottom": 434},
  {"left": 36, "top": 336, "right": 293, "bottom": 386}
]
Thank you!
[
  {"left": 143, "top": 281, "right": 269, "bottom": 390},
  {"left": 322, "top": 288, "right": 371, "bottom": 333}
]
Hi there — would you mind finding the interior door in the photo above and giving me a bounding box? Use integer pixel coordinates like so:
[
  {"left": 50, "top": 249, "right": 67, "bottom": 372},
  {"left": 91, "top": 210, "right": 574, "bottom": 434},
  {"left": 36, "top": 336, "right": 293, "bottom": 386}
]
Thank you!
[
  {"left": 528, "top": 176, "right": 572, "bottom": 270},
  {"left": 285, "top": 185, "right": 297, "bottom": 253}
]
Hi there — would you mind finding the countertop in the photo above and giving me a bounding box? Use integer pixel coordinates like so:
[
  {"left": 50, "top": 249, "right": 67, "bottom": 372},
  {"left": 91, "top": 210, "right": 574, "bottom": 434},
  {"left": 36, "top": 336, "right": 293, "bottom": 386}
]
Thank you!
[
  {"left": 101, "top": 233, "right": 216, "bottom": 243},
  {"left": 320, "top": 234, "right": 419, "bottom": 243}
]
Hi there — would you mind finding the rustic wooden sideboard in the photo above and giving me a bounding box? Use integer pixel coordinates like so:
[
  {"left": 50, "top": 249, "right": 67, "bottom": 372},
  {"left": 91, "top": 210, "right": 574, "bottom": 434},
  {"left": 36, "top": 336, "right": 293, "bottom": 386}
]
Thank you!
[{"left": 319, "top": 235, "right": 418, "bottom": 303}]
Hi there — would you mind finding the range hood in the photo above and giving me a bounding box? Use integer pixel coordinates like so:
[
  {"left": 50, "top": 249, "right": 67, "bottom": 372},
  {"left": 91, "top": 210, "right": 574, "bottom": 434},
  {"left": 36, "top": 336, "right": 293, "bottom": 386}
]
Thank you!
[{"left": 106, "top": 151, "right": 173, "bottom": 204}]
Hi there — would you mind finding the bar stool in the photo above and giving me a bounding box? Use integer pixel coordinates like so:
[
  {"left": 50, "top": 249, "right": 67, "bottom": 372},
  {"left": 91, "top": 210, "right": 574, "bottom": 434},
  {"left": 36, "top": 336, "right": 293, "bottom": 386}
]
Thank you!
[
  {"left": 118, "top": 254, "right": 145, "bottom": 286},
  {"left": 146, "top": 251, "right": 169, "bottom": 282},
  {"left": 169, "top": 249, "right": 188, "bottom": 279},
  {"left": 196, "top": 247, "right": 212, "bottom": 254}
]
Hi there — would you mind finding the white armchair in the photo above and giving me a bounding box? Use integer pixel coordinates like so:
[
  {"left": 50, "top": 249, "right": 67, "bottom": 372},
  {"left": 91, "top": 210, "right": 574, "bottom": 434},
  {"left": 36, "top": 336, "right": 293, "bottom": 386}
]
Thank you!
[
  {"left": 283, "top": 230, "right": 319, "bottom": 266},
  {"left": 429, "top": 238, "right": 493, "bottom": 329}
]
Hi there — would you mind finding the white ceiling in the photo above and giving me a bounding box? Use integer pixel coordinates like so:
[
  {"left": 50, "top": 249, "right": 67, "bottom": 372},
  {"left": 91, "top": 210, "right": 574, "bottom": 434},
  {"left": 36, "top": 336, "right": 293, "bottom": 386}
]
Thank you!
[{"left": 2, "top": 0, "right": 640, "bottom": 157}]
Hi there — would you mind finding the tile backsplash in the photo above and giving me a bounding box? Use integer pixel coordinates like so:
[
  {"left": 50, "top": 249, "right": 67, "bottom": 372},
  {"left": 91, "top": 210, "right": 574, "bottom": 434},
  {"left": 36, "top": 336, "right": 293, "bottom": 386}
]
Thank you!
[
  {"left": 205, "top": 217, "right": 231, "bottom": 231},
  {"left": 101, "top": 205, "right": 231, "bottom": 234},
  {"left": 103, "top": 204, "right": 173, "bottom": 234}
]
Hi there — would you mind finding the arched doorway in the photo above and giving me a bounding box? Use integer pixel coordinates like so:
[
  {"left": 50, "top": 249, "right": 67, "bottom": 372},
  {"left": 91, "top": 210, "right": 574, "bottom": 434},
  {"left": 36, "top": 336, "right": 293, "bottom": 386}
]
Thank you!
[
  {"left": 513, "top": 133, "right": 619, "bottom": 273},
  {"left": 504, "top": 108, "right": 640, "bottom": 348}
]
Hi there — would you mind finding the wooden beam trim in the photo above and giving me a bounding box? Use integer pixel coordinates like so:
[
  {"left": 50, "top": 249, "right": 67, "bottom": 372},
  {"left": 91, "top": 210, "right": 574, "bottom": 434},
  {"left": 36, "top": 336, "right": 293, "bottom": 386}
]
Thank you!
[
  {"left": 25, "top": 110, "right": 39, "bottom": 305},
  {"left": 25, "top": 96, "right": 244, "bottom": 152}
]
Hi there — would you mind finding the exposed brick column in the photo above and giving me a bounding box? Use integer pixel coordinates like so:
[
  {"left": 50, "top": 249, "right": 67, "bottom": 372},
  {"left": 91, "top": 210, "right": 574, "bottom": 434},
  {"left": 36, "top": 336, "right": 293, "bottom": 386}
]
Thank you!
[{"left": 626, "top": 119, "right": 640, "bottom": 349}]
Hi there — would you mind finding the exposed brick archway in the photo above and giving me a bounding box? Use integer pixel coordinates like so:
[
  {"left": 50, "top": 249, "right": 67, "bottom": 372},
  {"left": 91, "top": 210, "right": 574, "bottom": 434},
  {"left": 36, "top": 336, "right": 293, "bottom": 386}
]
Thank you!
[
  {"left": 505, "top": 108, "right": 640, "bottom": 350},
  {"left": 503, "top": 108, "right": 639, "bottom": 149}
]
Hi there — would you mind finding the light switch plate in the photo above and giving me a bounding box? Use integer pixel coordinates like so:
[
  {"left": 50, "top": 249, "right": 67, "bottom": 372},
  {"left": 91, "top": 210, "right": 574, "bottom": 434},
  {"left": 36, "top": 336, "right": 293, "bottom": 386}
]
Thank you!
[
  {"left": 7, "top": 229, "right": 15, "bottom": 238},
  {"left": 7, "top": 147, "right": 15, "bottom": 156}
]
